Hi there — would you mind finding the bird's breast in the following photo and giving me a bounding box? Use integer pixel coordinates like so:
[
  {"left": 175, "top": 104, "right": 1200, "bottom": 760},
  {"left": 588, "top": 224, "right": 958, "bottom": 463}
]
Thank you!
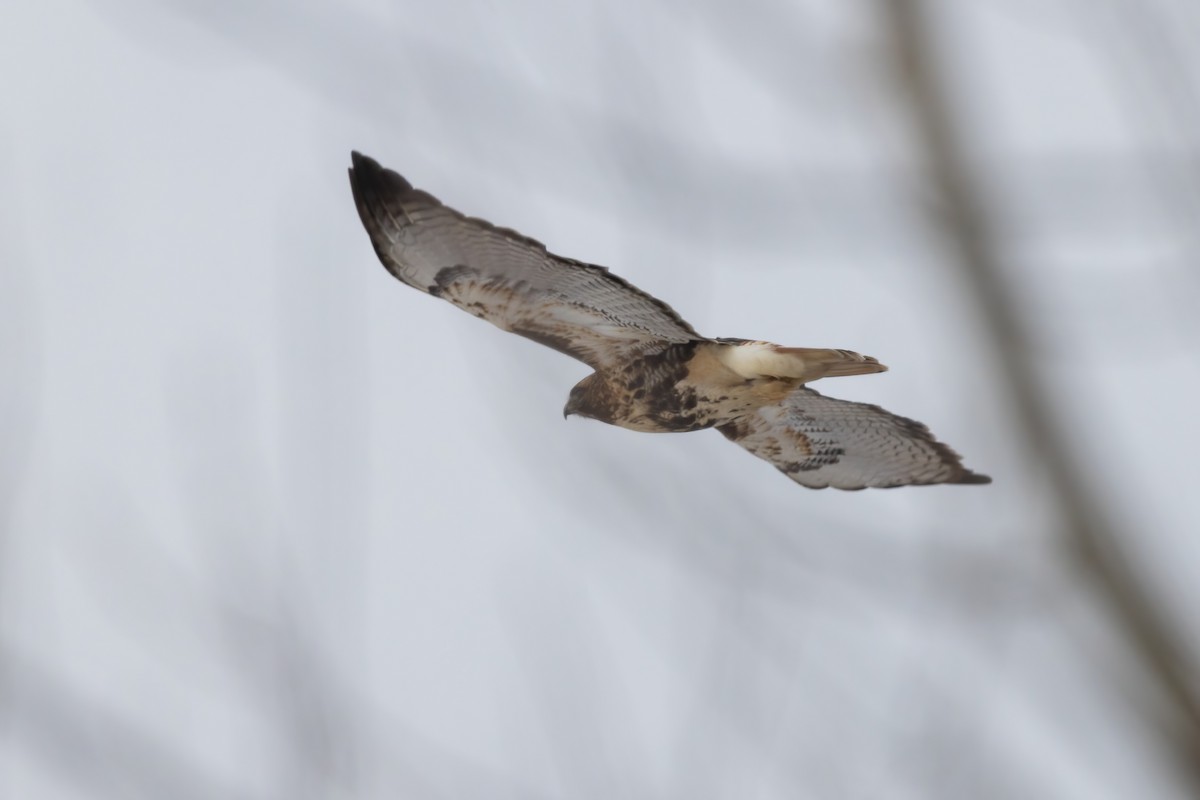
[{"left": 603, "top": 344, "right": 787, "bottom": 433}]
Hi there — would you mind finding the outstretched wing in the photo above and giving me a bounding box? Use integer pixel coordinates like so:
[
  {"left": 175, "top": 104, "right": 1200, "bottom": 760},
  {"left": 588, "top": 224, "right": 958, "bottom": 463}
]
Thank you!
[
  {"left": 348, "top": 152, "right": 704, "bottom": 369},
  {"left": 717, "top": 387, "right": 990, "bottom": 489}
]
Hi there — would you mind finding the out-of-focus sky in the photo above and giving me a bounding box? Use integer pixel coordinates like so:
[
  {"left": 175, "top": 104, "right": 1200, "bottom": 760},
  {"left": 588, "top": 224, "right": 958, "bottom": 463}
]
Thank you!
[{"left": 2, "top": 1, "right": 1198, "bottom": 797}]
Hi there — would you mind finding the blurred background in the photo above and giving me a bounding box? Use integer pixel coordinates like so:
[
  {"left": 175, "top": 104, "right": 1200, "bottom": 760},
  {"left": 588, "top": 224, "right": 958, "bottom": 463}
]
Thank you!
[{"left": 3, "top": 0, "right": 1199, "bottom": 797}]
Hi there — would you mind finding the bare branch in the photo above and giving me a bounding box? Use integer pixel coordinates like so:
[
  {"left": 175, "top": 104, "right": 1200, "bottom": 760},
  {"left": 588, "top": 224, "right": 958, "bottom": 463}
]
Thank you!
[{"left": 879, "top": 0, "right": 1200, "bottom": 790}]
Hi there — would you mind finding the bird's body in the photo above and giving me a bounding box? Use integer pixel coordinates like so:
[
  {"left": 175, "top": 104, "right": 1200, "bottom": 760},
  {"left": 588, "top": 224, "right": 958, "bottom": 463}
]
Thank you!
[
  {"left": 565, "top": 341, "right": 883, "bottom": 434},
  {"left": 348, "top": 152, "right": 990, "bottom": 489}
]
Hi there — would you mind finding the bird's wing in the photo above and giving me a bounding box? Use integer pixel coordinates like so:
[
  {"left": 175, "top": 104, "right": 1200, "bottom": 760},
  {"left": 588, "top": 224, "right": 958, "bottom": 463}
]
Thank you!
[
  {"left": 349, "top": 152, "right": 704, "bottom": 369},
  {"left": 717, "top": 387, "right": 990, "bottom": 489}
]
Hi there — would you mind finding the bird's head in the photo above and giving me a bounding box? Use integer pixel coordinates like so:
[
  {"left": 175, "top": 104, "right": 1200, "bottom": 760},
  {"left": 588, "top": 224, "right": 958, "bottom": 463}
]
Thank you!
[
  {"left": 563, "top": 382, "right": 589, "bottom": 420},
  {"left": 563, "top": 373, "right": 610, "bottom": 422}
]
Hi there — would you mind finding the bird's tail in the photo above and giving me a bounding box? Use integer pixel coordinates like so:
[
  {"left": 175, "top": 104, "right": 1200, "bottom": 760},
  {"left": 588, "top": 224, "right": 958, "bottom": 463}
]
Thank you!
[
  {"left": 714, "top": 341, "right": 887, "bottom": 382},
  {"left": 780, "top": 347, "right": 888, "bottom": 379}
]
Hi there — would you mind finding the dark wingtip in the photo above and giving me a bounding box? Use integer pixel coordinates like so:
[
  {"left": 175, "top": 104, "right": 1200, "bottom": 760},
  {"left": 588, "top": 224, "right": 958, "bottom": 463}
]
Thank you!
[
  {"left": 348, "top": 151, "right": 407, "bottom": 198},
  {"left": 349, "top": 152, "right": 405, "bottom": 221},
  {"left": 347, "top": 152, "right": 375, "bottom": 238},
  {"left": 348, "top": 151, "right": 413, "bottom": 280},
  {"left": 348, "top": 152, "right": 448, "bottom": 288},
  {"left": 349, "top": 150, "right": 382, "bottom": 173},
  {"left": 347, "top": 152, "right": 430, "bottom": 218},
  {"left": 955, "top": 471, "right": 993, "bottom": 485}
]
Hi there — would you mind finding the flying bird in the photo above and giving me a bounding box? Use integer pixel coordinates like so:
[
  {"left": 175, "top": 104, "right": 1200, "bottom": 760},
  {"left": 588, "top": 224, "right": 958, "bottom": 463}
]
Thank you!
[{"left": 348, "top": 152, "right": 990, "bottom": 489}]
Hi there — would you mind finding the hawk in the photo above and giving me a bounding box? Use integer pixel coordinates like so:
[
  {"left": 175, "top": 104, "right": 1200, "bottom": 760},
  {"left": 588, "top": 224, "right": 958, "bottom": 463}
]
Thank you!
[{"left": 348, "top": 152, "right": 990, "bottom": 489}]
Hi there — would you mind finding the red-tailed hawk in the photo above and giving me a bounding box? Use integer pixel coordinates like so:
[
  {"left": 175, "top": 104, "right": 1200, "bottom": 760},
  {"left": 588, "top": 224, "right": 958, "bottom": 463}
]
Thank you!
[{"left": 348, "top": 152, "right": 990, "bottom": 489}]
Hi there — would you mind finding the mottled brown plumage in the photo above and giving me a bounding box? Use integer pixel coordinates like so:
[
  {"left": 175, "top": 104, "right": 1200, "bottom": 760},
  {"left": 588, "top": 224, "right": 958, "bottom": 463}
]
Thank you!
[{"left": 348, "top": 152, "right": 990, "bottom": 489}]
